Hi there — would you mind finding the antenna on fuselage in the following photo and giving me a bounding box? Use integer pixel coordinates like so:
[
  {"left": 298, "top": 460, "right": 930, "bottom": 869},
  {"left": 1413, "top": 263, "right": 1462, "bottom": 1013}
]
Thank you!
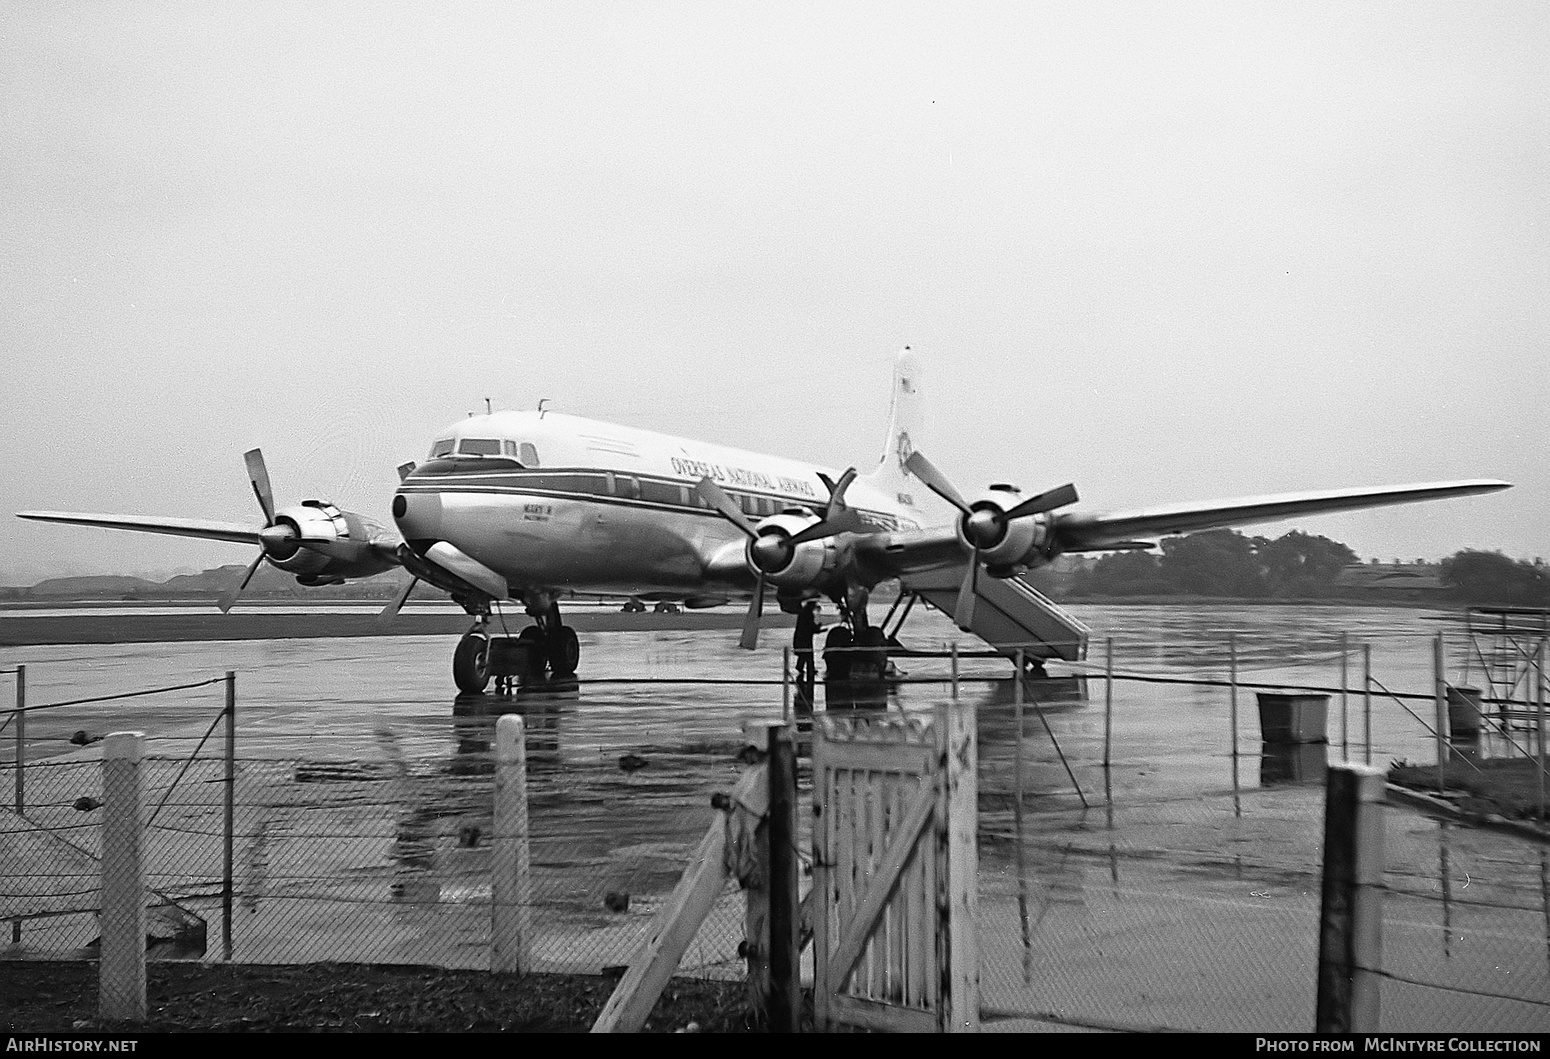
[
  {"left": 538, "top": 398, "right": 550, "bottom": 419},
  {"left": 484, "top": 398, "right": 492, "bottom": 415}
]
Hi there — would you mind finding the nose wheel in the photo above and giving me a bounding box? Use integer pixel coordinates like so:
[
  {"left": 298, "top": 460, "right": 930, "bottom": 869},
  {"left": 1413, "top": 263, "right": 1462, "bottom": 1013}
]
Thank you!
[{"left": 453, "top": 631, "right": 493, "bottom": 694}]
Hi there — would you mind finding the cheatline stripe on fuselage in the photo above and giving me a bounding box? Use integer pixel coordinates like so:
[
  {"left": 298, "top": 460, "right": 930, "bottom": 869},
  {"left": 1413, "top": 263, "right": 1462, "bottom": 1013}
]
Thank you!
[{"left": 397, "top": 471, "right": 914, "bottom": 532}]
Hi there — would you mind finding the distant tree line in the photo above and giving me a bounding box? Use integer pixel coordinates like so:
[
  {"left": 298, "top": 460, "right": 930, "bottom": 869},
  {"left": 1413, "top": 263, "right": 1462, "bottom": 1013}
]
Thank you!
[
  {"left": 1439, "top": 551, "right": 1550, "bottom": 607},
  {"left": 1062, "top": 529, "right": 1358, "bottom": 598},
  {"left": 1051, "top": 530, "right": 1550, "bottom": 606}
]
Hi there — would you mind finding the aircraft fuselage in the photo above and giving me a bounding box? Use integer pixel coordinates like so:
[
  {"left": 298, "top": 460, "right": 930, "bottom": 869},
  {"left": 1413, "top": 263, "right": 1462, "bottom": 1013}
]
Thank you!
[{"left": 391, "top": 410, "right": 927, "bottom": 602}]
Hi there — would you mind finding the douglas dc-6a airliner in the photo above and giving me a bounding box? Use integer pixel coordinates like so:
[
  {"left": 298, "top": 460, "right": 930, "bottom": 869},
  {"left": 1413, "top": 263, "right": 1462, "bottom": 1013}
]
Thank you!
[{"left": 17, "top": 349, "right": 1510, "bottom": 694}]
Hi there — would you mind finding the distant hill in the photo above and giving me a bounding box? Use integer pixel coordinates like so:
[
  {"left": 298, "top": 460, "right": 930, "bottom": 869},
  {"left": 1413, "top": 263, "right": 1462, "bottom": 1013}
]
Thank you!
[
  {"left": 4, "top": 563, "right": 419, "bottom": 601},
  {"left": 25, "top": 574, "right": 164, "bottom": 597}
]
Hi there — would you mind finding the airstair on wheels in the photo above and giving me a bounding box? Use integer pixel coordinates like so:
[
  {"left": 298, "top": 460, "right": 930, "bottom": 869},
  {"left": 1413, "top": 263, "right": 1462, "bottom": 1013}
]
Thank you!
[{"left": 898, "top": 564, "right": 1089, "bottom": 665}]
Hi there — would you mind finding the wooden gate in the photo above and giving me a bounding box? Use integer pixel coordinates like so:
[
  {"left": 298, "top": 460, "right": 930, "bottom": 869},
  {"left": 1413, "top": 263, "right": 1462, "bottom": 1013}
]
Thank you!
[{"left": 812, "top": 705, "right": 978, "bottom": 1032}]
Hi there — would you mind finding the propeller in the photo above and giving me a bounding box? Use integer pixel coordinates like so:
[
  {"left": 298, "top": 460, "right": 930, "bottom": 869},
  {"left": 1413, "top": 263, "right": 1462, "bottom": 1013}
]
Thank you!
[
  {"left": 376, "top": 574, "right": 420, "bottom": 624},
  {"left": 695, "top": 473, "right": 865, "bottom": 650},
  {"left": 219, "top": 448, "right": 307, "bottom": 613},
  {"left": 904, "top": 451, "right": 1079, "bottom": 629}
]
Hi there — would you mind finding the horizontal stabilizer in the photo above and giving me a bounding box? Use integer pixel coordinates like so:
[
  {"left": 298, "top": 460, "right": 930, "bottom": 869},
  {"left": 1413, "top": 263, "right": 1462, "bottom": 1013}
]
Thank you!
[
  {"left": 1054, "top": 479, "right": 1511, "bottom": 552},
  {"left": 17, "top": 511, "right": 268, "bottom": 546}
]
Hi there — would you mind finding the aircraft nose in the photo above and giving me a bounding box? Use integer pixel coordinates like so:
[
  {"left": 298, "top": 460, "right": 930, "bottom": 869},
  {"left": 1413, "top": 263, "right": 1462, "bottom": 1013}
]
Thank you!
[{"left": 392, "top": 490, "right": 442, "bottom": 539}]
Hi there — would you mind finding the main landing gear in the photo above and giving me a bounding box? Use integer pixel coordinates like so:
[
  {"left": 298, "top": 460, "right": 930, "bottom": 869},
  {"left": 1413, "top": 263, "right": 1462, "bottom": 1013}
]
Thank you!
[{"left": 452, "top": 598, "right": 580, "bottom": 695}]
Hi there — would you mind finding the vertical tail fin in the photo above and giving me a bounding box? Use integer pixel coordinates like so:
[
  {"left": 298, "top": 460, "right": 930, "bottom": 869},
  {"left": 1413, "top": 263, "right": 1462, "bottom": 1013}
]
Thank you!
[{"left": 859, "top": 347, "right": 931, "bottom": 523}]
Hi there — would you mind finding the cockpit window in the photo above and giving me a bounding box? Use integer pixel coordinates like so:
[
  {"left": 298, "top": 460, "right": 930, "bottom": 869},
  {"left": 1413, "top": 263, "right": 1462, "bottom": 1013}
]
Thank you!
[
  {"left": 429, "top": 438, "right": 454, "bottom": 458},
  {"left": 519, "top": 442, "right": 540, "bottom": 467},
  {"left": 458, "top": 438, "right": 503, "bottom": 456}
]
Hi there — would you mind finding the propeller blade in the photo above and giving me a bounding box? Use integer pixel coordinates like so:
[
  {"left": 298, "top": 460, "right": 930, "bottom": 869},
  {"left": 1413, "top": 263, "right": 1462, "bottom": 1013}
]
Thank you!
[
  {"left": 819, "top": 467, "right": 859, "bottom": 519},
  {"left": 1002, "top": 482, "right": 1080, "bottom": 521},
  {"left": 739, "top": 576, "right": 766, "bottom": 651},
  {"left": 953, "top": 557, "right": 979, "bottom": 630},
  {"left": 695, "top": 477, "right": 759, "bottom": 539},
  {"left": 244, "top": 448, "right": 277, "bottom": 526},
  {"left": 904, "top": 451, "right": 972, "bottom": 515},
  {"left": 785, "top": 508, "right": 868, "bottom": 546},
  {"left": 218, "top": 550, "right": 267, "bottom": 614},
  {"left": 376, "top": 575, "right": 419, "bottom": 624}
]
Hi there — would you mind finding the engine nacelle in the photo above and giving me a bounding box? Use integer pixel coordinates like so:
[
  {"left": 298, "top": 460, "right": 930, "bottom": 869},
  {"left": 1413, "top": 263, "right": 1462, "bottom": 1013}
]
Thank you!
[
  {"left": 958, "top": 485, "right": 1055, "bottom": 577},
  {"left": 745, "top": 511, "right": 841, "bottom": 590},
  {"left": 264, "top": 500, "right": 397, "bottom": 582}
]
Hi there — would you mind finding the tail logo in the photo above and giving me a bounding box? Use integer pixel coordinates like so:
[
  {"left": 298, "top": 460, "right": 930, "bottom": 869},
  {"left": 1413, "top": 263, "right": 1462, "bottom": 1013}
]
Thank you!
[{"left": 895, "top": 430, "right": 914, "bottom": 473}]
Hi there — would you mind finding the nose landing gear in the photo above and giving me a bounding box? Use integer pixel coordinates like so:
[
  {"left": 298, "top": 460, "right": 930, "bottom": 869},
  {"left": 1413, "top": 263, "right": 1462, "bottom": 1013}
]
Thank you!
[{"left": 450, "top": 597, "right": 581, "bottom": 695}]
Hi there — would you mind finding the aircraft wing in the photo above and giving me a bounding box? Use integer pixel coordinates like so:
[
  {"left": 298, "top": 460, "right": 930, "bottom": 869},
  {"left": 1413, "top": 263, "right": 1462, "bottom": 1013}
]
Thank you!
[
  {"left": 852, "top": 525, "right": 967, "bottom": 582},
  {"left": 16, "top": 510, "right": 404, "bottom": 564},
  {"left": 1050, "top": 479, "right": 1511, "bottom": 552},
  {"left": 17, "top": 511, "right": 269, "bottom": 545}
]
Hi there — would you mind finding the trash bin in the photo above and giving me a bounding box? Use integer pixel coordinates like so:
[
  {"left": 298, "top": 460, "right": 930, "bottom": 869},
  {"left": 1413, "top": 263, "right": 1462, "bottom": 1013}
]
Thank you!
[
  {"left": 1445, "top": 685, "right": 1484, "bottom": 738},
  {"left": 1256, "top": 693, "right": 1329, "bottom": 744}
]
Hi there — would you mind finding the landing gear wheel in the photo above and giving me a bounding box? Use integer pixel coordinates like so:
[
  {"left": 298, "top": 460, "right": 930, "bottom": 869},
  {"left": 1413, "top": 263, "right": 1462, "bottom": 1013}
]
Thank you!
[
  {"left": 547, "top": 625, "right": 580, "bottom": 678},
  {"left": 453, "top": 633, "right": 492, "bottom": 694}
]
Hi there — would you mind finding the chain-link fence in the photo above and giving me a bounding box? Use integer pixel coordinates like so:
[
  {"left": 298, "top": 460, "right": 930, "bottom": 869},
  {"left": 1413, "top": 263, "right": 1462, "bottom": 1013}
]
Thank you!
[
  {"left": 963, "top": 625, "right": 1550, "bottom": 1034},
  {"left": 6, "top": 623, "right": 1550, "bottom": 1033}
]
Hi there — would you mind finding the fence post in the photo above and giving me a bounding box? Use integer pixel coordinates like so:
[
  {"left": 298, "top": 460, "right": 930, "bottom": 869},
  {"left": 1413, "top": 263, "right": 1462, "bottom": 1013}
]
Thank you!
[
  {"left": 1538, "top": 641, "right": 1546, "bottom": 827},
  {"left": 1363, "top": 644, "right": 1373, "bottom": 767},
  {"left": 936, "top": 703, "right": 979, "bottom": 1032},
  {"left": 1229, "top": 634, "right": 1240, "bottom": 815},
  {"left": 12, "top": 664, "right": 22, "bottom": 946},
  {"left": 1433, "top": 635, "right": 1447, "bottom": 796},
  {"left": 12, "top": 664, "right": 22, "bottom": 816},
  {"left": 782, "top": 646, "right": 791, "bottom": 722},
  {"left": 100, "top": 731, "right": 147, "bottom": 1022},
  {"left": 1315, "top": 762, "right": 1386, "bottom": 1033},
  {"left": 223, "top": 671, "right": 235, "bottom": 962},
  {"left": 491, "top": 714, "right": 531, "bottom": 973},
  {"left": 1103, "top": 637, "right": 1113, "bottom": 774},
  {"left": 1014, "top": 649, "right": 1025, "bottom": 808},
  {"left": 1339, "top": 632, "right": 1349, "bottom": 761},
  {"left": 767, "top": 723, "right": 799, "bottom": 1033}
]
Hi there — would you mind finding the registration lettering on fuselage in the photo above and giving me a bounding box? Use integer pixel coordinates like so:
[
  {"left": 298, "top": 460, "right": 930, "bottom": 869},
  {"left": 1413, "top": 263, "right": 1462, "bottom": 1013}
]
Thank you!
[{"left": 523, "top": 503, "right": 553, "bottom": 522}]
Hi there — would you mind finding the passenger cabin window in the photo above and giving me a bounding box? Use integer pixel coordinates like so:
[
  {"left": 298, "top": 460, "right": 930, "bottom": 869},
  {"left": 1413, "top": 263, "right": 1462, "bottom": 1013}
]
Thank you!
[
  {"left": 458, "top": 438, "right": 503, "bottom": 456},
  {"left": 638, "top": 480, "right": 679, "bottom": 505},
  {"left": 429, "top": 439, "right": 455, "bottom": 458}
]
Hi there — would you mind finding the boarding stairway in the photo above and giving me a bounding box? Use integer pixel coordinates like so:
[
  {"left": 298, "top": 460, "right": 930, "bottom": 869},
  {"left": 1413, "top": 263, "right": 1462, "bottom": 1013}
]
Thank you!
[{"left": 897, "top": 564, "right": 1090, "bottom": 665}]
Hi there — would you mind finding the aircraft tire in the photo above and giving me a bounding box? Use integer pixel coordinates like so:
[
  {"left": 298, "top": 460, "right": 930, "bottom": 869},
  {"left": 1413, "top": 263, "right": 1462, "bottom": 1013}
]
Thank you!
[
  {"left": 453, "top": 633, "right": 492, "bottom": 695},
  {"left": 548, "top": 625, "right": 580, "bottom": 677}
]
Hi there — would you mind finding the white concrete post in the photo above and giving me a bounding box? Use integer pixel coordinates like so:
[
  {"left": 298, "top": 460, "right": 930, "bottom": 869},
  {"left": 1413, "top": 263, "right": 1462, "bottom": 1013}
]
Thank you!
[
  {"left": 491, "top": 714, "right": 531, "bottom": 973},
  {"left": 100, "top": 731, "right": 146, "bottom": 1021}
]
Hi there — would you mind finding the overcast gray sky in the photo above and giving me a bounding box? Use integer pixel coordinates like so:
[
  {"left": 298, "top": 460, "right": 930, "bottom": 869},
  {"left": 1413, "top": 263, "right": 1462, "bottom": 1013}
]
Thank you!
[{"left": 3, "top": 1, "right": 1545, "bottom": 583}]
